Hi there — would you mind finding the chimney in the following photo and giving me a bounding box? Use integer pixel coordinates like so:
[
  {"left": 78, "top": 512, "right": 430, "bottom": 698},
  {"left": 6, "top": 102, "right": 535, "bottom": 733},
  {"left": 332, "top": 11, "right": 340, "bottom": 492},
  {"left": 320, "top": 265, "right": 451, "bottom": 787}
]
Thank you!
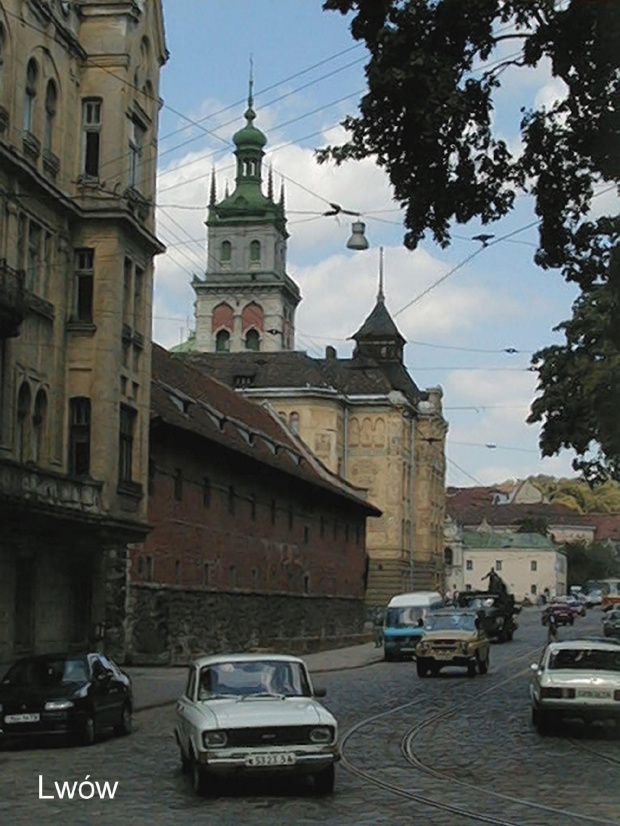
[{"left": 325, "top": 345, "right": 337, "bottom": 359}]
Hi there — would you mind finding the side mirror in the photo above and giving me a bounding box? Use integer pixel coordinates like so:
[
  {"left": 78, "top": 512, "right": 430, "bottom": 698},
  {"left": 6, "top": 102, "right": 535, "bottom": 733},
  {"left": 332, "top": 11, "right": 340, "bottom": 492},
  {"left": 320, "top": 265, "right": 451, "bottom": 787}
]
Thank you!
[
  {"left": 530, "top": 663, "right": 540, "bottom": 672},
  {"left": 92, "top": 662, "right": 112, "bottom": 682},
  {"left": 313, "top": 686, "right": 326, "bottom": 698}
]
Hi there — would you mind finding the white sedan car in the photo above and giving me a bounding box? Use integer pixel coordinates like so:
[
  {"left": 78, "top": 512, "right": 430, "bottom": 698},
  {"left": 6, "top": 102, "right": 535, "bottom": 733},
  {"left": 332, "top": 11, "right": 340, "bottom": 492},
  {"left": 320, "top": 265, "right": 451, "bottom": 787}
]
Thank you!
[
  {"left": 174, "top": 653, "right": 339, "bottom": 795},
  {"left": 530, "top": 639, "right": 620, "bottom": 734}
]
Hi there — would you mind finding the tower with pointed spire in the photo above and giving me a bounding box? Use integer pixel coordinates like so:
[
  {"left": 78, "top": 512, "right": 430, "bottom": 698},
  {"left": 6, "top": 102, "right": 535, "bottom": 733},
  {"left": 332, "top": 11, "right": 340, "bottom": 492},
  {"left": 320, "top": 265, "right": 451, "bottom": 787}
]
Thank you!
[{"left": 193, "top": 78, "right": 301, "bottom": 353}]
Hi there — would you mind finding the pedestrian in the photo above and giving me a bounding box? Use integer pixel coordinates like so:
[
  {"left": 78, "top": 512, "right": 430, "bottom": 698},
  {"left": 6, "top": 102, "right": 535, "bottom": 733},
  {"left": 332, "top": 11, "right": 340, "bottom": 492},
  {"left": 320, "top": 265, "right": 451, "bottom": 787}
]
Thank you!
[
  {"left": 547, "top": 611, "right": 558, "bottom": 643},
  {"left": 372, "top": 607, "right": 384, "bottom": 648}
]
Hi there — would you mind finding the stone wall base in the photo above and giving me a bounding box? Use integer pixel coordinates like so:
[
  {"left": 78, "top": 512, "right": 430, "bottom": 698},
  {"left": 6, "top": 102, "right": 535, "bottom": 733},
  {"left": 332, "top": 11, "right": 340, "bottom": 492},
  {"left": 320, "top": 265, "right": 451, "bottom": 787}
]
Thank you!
[{"left": 126, "top": 586, "right": 367, "bottom": 665}]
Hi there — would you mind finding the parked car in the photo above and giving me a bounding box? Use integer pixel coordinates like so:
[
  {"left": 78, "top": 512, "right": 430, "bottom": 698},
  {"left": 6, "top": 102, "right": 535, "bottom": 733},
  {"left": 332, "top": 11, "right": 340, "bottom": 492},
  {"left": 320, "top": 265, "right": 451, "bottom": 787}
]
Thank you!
[
  {"left": 586, "top": 588, "right": 603, "bottom": 607},
  {"left": 0, "top": 652, "right": 132, "bottom": 746},
  {"left": 415, "top": 610, "right": 490, "bottom": 678},
  {"left": 530, "top": 639, "right": 620, "bottom": 733},
  {"left": 602, "top": 609, "right": 620, "bottom": 639},
  {"left": 541, "top": 602, "right": 574, "bottom": 627},
  {"left": 174, "top": 654, "right": 339, "bottom": 796},
  {"left": 563, "top": 595, "right": 587, "bottom": 617}
]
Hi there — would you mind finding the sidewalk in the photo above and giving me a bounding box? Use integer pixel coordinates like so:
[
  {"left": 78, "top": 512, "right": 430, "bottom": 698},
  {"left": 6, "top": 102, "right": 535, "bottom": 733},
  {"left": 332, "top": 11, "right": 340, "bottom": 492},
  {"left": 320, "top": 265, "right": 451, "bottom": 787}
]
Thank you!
[{"left": 128, "top": 641, "right": 384, "bottom": 712}]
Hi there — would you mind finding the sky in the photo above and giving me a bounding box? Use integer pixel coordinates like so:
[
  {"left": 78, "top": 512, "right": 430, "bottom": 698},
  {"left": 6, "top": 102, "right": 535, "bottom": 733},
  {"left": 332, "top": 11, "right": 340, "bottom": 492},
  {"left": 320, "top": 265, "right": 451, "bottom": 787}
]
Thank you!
[{"left": 152, "top": 1, "right": 616, "bottom": 489}]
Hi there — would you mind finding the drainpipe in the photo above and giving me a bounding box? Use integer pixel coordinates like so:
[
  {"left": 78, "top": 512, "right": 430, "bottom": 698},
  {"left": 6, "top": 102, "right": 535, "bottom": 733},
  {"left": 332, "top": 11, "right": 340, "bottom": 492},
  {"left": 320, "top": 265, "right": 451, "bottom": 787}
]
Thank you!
[
  {"left": 342, "top": 403, "right": 348, "bottom": 479},
  {"left": 409, "top": 411, "right": 416, "bottom": 591}
]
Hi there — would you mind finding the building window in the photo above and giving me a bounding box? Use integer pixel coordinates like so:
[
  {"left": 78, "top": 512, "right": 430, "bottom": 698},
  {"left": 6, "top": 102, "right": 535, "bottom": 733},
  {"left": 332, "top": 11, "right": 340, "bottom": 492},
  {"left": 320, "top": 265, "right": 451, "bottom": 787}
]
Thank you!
[
  {"left": 245, "top": 329, "right": 260, "bottom": 351},
  {"left": 74, "top": 249, "right": 94, "bottom": 322},
  {"left": 26, "top": 222, "right": 41, "bottom": 293},
  {"left": 303, "top": 574, "right": 310, "bottom": 594},
  {"left": 304, "top": 525, "right": 309, "bottom": 544},
  {"left": 145, "top": 556, "right": 153, "bottom": 581},
  {"left": 228, "top": 485, "right": 235, "bottom": 515},
  {"left": 220, "top": 240, "right": 231, "bottom": 264},
  {"left": 531, "top": 560, "right": 537, "bottom": 572},
  {"left": 175, "top": 560, "right": 182, "bottom": 585},
  {"left": 24, "top": 59, "right": 38, "bottom": 133},
  {"left": 250, "top": 240, "right": 261, "bottom": 262},
  {"left": 531, "top": 583, "right": 538, "bottom": 595},
  {"left": 82, "top": 99, "right": 102, "bottom": 177},
  {"left": 44, "top": 81, "right": 57, "bottom": 153},
  {"left": 118, "top": 405, "right": 136, "bottom": 483},
  {"left": 215, "top": 329, "right": 230, "bottom": 352},
  {"left": 133, "top": 266, "right": 144, "bottom": 330},
  {"left": 68, "top": 397, "right": 91, "bottom": 476},
  {"left": 495, "top": 560, "right": 502, "bottom": 571},
  {"left": 289, "top": 412, "right": 299, "bottom": 434},
  {"left": 32, "top": 389, "right": 47, "bottom": 465},
  {"left": 128, "top": 119, "right": 146, "bottom": 190},
  {"left": 465, "top": 583, "right": 472, "bottom": 591},
  {"left": 466, "top": 559, "right": 473, "bottom": 571},
  {"left": 174, "top": 468, "right": 183, "bottom": 501},
  {"left": 203, "top": 477, "right": 211, "bottom": 507},
  {"left": 16, "top": 383, "right": 31, "bottom": 463},
  {"left": 444, "top": 547, "right": 453, "bottom": 566},
  {"left": 137, "top": 556, "right": 144, "bottom": 577}
]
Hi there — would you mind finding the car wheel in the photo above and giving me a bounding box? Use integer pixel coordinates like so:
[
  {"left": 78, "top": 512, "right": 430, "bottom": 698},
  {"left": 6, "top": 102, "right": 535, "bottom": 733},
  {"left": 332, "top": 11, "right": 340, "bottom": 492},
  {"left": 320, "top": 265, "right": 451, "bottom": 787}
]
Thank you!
[
  {"left": 191, "top": 756, "right": 212, "bottom": 796},
  {"left": 467, "top": 659, "right": 477, "bottom": 678},
  {"left": 114, "top": 702, "right": 132, "bottom": 737},
  {"left": 532, "top": 706, "right": 553, "bottom": 735},
  {"left": 478, "top": 654, "right": 489, "bottom": 675},
  {"left": 429, "top": 663, "right": 440, "bottom": 677},
  {"left": 81, "top": 714, "right": 96, "bottom": 747},
  {"left": 416, "top": 659, "right": 429, "bottom": 678},
  {"left": 314, "top": 764, "right": 335, "bottom": 794}
]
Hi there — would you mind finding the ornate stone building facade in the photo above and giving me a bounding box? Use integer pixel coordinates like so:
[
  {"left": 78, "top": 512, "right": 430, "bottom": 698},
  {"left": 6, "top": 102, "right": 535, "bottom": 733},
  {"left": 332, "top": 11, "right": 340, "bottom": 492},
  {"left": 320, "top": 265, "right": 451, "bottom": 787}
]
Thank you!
[{"left": 0, "top": 0, "right": 167, "bottom": 663}]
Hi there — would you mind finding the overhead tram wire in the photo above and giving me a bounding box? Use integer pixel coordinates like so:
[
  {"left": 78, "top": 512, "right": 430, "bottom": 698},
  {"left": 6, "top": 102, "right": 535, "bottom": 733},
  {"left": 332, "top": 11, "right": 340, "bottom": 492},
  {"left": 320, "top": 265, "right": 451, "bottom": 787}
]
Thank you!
[{"left": 446, "top": 456, "right": 486, "bottom": 487}]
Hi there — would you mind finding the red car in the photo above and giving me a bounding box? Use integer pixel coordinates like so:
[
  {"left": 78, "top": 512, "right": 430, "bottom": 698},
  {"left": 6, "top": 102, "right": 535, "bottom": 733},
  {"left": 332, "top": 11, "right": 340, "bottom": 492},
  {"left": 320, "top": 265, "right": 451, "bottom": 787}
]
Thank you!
[{"left": 541, "top": 603, "right": 574, "bottom": 627}]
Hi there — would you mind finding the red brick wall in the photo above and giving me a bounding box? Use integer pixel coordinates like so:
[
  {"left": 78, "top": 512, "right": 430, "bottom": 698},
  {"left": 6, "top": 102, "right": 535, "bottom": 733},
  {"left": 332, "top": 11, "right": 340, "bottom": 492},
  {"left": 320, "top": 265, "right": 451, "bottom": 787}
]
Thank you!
[{"left": 132, "top": 428, "right": 368, "bottom": 600}]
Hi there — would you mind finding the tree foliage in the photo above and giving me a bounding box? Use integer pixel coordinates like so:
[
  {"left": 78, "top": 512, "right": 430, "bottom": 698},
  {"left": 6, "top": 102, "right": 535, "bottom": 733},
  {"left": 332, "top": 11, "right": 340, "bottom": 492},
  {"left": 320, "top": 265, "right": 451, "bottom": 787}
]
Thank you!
[
  {"left": 563, "top": 540, "right": 619, "bottom": 587},
  {"left": 320, "top": 0, "right": 620, "bottom": 482}
]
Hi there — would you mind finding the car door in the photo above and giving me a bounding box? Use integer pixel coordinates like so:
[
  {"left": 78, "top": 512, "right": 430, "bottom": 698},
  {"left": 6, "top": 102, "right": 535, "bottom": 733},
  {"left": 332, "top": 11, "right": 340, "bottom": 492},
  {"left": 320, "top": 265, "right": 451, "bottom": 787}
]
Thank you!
[
  {"left": 99, "top": 654, "right": 126, "bottom": 725},
  {"left": 176, "top": 666, "right": 197, "bottom": 755},
  {"left": 89, "top": 655, "right": 117, "bottom": 729}
]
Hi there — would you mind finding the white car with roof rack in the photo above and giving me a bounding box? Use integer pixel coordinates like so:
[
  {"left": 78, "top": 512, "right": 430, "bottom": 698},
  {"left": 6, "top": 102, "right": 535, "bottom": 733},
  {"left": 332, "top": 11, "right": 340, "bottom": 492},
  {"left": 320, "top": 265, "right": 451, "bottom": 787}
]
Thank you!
[
  {"left": 174, "top": 653, "right": 339, "bottom": 795},
  {"left": 530, "top": 639, "right": 620, "bottom": 734}
]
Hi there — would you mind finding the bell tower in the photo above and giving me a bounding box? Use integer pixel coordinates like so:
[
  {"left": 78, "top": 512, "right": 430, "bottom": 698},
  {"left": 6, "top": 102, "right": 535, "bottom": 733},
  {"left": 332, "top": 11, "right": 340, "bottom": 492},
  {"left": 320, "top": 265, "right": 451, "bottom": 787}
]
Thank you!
[{"left": 193, "top": 79, "right": 301, "bottom": 353}]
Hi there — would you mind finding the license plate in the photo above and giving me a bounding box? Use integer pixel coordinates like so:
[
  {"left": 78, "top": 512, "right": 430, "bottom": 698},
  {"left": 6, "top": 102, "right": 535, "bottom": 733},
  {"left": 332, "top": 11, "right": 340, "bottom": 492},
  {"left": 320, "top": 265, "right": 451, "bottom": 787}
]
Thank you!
[
  {"left": 577, "top": 690, "right": 611, "bottom": 699},
  {"left": 5, "top": 713, "right": 41, "bottom": 723},
  {"left": 245, "top": 752, "right": 296, "bottom": 767}
]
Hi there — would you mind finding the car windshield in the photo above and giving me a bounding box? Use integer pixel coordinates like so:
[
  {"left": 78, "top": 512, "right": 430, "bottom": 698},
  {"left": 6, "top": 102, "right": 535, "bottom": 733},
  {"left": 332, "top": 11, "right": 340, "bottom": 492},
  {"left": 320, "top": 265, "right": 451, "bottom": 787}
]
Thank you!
[
  {"left": 198, "top": 660, "right": 312, "bottom": 700},
  {"left": 426, "top": 613, "right": 476, "bottom": 632},
  {"left": 1, "top": 656, "right": 89, "bottom": 687},
  {"left": 385, "top": 606, "right": 425, "bottom": 628},
  {"left": 461, "top": 597, "right": 496, "bottom": 610},
  {"left": 548, "top": 648, "right": 620, "bottom": 673}
]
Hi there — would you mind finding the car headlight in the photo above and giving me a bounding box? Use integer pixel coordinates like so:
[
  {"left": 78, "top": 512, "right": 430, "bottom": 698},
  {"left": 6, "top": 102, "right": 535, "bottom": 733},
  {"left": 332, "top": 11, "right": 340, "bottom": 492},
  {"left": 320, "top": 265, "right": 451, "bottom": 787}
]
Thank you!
[
  {"left": 44, "top": 700, "right": 74, "bottom": 711},
  {"left": 202, "top": 729, "right": 227, "bottom": 748},
  {"left": 309, "top": 726, "right": 334, "bottom": 744}
]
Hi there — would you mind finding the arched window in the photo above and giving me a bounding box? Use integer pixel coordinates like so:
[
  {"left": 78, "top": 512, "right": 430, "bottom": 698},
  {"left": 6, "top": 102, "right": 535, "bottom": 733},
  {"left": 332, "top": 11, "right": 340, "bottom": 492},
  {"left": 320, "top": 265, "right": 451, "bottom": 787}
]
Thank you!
[
  {"left": 16, "top": 382, "right": 31, "bottom": 462},
  {"left": 44, "top": 80, "right": 57, "bottom": 153},
  {"left": 249, "top": 240, "right": 261, "bottom": 263},
  {"left": 215, "top": 329, "right": 230, "bottom": 352},
  {"left": 24, "top": 59, "right": 38, "bottom": 133},
  {"left": 32, "top": 389, "right": 47, "bottom": 464},
  {"left": 444, "top": 547, "right": 453, "bottom": 567},
  {"left": 220, "top": 240, "right": 231, "bottom": 264},
  {"left": 245, "top": 328, "right": 260, "bottom": 351},
  {"left": 289, "top": 412, "right": 299, "bottom": 434}
]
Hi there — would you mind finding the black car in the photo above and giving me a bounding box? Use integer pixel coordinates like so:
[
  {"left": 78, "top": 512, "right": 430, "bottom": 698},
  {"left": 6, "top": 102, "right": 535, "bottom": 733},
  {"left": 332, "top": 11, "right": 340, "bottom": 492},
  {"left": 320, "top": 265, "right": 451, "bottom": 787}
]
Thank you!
[{"left": 0, "top": 652, "right": 133, "bottom": 746}]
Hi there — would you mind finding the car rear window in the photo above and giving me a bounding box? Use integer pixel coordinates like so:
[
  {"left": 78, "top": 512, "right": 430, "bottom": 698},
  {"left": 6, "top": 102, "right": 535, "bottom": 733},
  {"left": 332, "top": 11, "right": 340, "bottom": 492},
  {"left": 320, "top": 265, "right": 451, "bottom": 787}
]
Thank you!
[{"left": 549, "top": 649, "right": 620, "bottom": 672}]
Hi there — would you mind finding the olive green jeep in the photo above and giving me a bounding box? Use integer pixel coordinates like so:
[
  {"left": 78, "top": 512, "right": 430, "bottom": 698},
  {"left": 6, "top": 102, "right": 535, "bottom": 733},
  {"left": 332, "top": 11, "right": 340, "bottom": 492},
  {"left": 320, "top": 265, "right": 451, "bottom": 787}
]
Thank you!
[{"left": 415, "top": 610, "right": 490, "bottom": 678}]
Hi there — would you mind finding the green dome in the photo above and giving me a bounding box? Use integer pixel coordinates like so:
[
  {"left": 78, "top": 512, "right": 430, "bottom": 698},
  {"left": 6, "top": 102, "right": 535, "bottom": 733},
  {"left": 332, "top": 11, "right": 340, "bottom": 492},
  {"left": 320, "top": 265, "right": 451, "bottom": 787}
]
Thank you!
[{"left": 233, "top": 104, "right": 267, "bottom": 149}]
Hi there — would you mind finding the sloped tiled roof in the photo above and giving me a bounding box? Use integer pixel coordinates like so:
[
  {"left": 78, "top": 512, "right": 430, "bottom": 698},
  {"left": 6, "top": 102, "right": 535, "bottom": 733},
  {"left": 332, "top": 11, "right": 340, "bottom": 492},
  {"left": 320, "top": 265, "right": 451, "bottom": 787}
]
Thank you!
[
  {"left": 352, "top": 298, "right": 405, "bottom": 343},
  {"left": 183, "top": 350, "right": 421, "bottom": 405},
  {"left": 151, "top": 345, "right": 380, "bottom": 515},
  {"left": 462, "top": 531, "right": 559, "bottom": 550}
]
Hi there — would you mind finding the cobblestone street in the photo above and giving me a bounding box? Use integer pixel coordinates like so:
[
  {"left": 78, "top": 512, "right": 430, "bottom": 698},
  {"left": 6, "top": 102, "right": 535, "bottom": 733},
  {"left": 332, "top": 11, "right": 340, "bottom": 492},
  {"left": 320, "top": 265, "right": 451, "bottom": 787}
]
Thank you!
[{"left": 1, "top": 609, "right": 619, "bottom": 826}]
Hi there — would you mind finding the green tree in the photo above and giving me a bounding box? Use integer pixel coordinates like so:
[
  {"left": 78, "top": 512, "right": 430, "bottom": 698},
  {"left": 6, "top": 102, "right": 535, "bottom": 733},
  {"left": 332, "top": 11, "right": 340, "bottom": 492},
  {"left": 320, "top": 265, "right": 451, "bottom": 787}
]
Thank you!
[
  {"left": 320, "top": 0, "right": 620, "bottom": 482},
  {"left": 563, "top": 540, "right": 619, "bottom": 588},
  {"left": 515, "top": 516, "right": 548, "bottom": 536}
]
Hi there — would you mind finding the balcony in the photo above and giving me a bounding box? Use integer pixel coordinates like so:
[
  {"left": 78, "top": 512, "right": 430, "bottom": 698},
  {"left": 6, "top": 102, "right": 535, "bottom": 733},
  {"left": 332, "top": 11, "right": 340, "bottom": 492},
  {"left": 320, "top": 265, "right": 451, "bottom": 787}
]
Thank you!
[
  {"left": 0, "top": 260, "right": 26, "bottom": 338},
  {"left": 0, "top": 460, "right": 103, "bottom": 519}
]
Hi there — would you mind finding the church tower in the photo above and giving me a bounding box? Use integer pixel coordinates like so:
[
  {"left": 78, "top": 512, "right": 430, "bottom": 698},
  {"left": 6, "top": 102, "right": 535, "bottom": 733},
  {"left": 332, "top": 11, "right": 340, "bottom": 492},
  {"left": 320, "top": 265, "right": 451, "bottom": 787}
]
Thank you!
[{"left": 193, "top": 81, "right": 301, "bottom": 353}]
